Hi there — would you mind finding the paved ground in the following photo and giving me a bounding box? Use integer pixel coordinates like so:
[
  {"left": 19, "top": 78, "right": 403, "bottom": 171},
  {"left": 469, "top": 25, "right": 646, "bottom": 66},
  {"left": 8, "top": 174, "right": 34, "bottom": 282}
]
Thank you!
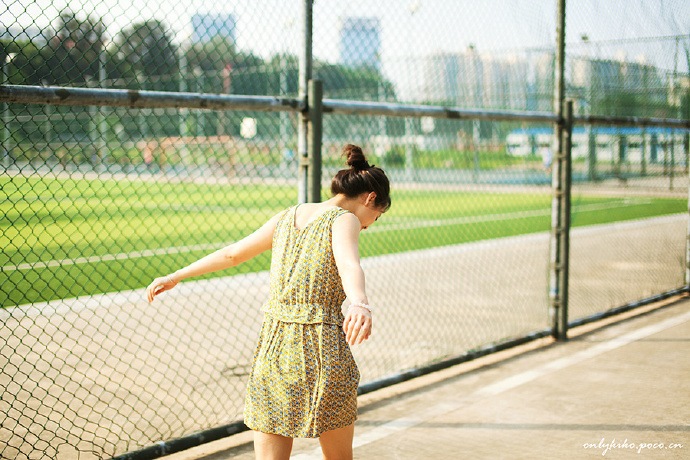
[{"left": 166, "top": 295, "right": 690, "bottom": 460}]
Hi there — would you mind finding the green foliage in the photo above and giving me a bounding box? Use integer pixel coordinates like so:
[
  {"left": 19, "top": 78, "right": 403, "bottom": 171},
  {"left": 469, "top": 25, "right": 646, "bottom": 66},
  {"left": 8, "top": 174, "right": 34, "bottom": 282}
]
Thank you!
[
  {"left": 595, "top": 92, "right": 669, "bottom": 118},
  {"left": 383, "top": 146, "right": 406, "bottom": 166},
  {"left": 3, "top": 14, "right": 398, "bottom": 146},
  {"left": 116, "top": 20, "right": 178, "bottom": 79},
  {"left": 107, "top": 146, "right": 145, "bottom": 166}
]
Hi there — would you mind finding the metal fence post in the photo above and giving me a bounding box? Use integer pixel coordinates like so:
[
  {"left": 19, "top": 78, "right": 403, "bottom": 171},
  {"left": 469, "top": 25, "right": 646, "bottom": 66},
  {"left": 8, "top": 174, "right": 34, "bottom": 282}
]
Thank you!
[
  {"left": 670, "top": 134, "right": 675, "bottom": 190},
  {"left": 2, "top": 54, "right": 10, "bottom": 167},
  {"left": 687, "top": 137, "right": 690, "bottom": 287},
  {"left": 559, "top": 100, "right": 574, "bottom": 339},
  {"left": 683, "top": 133, "right": 690, "bottom": 173},
  {"left": 307, "top": 79, "right": 322, "bottom": 202},
  {"left": 98, "top": 45, "right": 107, "bottom": 167},
  {"left": 587, "top": 124, "right": 596, "bottom": 181},
  {"left": 298, "top": 0, "right": 314, "bottom": 204},
  {"left": 549, "top": 0, "right": 567, "bottom": 341},
  {"left": 640, "top": 128, "right": 647, "bottom": 176},
  {"left": 178, "top": 44, "right": 189, "bottom": 165}
]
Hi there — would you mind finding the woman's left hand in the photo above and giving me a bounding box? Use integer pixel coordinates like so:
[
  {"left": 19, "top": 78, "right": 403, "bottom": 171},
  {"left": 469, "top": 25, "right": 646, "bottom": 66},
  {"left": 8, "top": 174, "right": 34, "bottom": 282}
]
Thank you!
[{"left": 343, "top": 305, "right": 372, "bottom": 345}]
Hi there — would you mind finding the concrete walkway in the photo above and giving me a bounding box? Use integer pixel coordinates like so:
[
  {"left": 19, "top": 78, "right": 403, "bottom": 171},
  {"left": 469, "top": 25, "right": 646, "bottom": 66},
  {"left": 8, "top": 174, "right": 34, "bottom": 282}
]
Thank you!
[{"left": 167, "top": 295, "right": 689, "bottom": 460}]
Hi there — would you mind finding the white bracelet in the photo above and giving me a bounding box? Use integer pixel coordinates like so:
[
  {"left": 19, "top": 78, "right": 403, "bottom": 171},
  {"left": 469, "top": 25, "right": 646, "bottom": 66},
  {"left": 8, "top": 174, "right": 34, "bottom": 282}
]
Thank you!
[{"left": 349, "top": 301, "right": 372, "bottom": 313}]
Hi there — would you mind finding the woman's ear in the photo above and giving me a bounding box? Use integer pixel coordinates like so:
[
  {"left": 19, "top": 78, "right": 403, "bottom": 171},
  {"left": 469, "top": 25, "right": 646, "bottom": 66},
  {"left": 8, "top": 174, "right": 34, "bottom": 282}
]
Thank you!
[{"left": 364, "top": 191, "right": 377, "bottom": 206}]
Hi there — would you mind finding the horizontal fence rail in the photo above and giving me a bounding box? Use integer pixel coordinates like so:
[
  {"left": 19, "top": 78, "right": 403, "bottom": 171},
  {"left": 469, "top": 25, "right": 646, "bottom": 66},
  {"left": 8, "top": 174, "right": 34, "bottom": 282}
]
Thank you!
[
  {"left": 322, "top": 99, "right": 559, "bottom": 123},
  {"left": 5, "top": 85, "right": 689, "bottom": 130},
  {"left": 0, "top": 85, "right": 304, "bottom": 112},
  {"left": 576, "top": 114, "right": 690, "bottom": 129},
  {"left": 0, "top": 84, "right": 557, "bottom": 123}
]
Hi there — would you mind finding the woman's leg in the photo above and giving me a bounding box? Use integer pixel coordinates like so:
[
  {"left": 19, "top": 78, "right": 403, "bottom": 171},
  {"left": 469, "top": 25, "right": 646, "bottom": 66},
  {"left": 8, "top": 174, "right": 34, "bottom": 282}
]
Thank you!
[
  {"left": 318, "top": 424, "right": 355, "bottom": 460},
  {"left": 253, "top": 431, "right": 293, "bottom": 460}
]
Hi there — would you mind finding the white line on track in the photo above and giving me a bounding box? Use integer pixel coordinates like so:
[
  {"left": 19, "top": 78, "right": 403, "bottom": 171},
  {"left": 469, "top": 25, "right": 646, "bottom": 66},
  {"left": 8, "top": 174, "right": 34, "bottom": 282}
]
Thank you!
[
  {"left": 2, "top": 243, "right": 223, "bottom": 272},
  {"left": 3, "top": 194, "right": 258, "bottom": 214},
  {"left": 367, "top": 198, "right": 651, "bottom": 233},
  {"left": 293, "top": 309, "right": 690, "bottom": 459},
  {"left": 1, "top": 199, "right": 662, "bottom": 273}
]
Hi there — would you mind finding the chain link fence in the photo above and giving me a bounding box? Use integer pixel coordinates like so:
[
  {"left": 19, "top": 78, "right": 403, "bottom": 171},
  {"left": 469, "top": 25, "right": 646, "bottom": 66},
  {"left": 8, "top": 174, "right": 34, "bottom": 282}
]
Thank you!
[
  {"left": 564, "top": 1, "right": 690, "bottom": 320},
  {"left": 1, "top": 0, "right": 689, "bottom": 458}
]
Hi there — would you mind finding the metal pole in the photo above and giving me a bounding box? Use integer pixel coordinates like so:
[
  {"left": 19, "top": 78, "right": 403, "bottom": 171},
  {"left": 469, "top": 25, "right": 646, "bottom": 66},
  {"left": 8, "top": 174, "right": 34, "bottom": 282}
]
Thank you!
[
  {"left": 280, "top": 52, "right": 288, "bottom": 144},
  {"left": 640, "top": 128, "right": 647, "bottom": 176},
  {"left": 683, "top": 133, "right": 690, "bottom": 177},
  {"left": 683, "top": 133, "right": 690, "bottom": 173},
  {"left": 584, "top": 52, "right": 596, "bottom": 182},
  {"left": 178, "top": 45, "right": 189, "bottom": 166},
  {"left": 98, "top": 44, "right": 107, "bottom": 169},
  {"left": 198, "top": 71, "right": 204, "bottom": 136},
  {"left": 615, "top": 134, "right": 624, "bottom": 180},
  {"left": 670, "top": 133, "right": 675, "bottom": 191},
  {"left": 549, "top": 0, "right": 567, "bottom": 341},
  {"left": 88, "top": 76, "right": 97, "bottom": 167},
  {"left": 298, "top": 0, "right": 313, "bottom": 204},
  {"left": 44, "top": 95, "right": 52, "bottom": 150},
  {"left": 1, "top": 56, "right": 7, "bottom": 168},
  {"left": 686, "top": 137, "right": 690, "bottom": 287},
  {"left": 307, "top": 80, "right": 322, "bottom": 203},
  {"left": 558, "top": 100, "right": 574, "bottom": 339},
  {"left": 405, "top": 117, "right": 415, "bottom": 181},
  {"left": 587, "top": 125, "right": 596, "bottom": 181}
]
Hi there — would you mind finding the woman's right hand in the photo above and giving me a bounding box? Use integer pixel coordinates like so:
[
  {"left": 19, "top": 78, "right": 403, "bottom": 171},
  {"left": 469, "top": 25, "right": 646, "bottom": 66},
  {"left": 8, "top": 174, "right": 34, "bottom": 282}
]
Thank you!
[
  {"left": 343, "top": 305, "right": 372, "bottom": 345},
  {"left": 146, "top": 275, "right": 178, "bottom": 303}
]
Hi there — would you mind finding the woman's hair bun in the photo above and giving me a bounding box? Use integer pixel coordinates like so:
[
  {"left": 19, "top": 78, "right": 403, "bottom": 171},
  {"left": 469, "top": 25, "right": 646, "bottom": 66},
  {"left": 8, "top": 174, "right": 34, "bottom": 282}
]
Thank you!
[{"left": 343, "top": 144, "right": 370, "bottom": 171}]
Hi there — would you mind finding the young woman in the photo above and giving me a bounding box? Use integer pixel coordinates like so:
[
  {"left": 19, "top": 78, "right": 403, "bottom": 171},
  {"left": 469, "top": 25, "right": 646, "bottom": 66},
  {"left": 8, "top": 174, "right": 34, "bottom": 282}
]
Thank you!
[{"left": 147, "top": 144, "right": 391, "bottom": 459}]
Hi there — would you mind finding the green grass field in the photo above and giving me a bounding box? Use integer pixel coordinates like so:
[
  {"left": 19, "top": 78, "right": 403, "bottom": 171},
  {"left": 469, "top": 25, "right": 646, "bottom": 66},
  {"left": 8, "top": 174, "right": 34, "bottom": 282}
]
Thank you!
[{"left": 1, "top": 174, "right": 685, "bottom": 307}]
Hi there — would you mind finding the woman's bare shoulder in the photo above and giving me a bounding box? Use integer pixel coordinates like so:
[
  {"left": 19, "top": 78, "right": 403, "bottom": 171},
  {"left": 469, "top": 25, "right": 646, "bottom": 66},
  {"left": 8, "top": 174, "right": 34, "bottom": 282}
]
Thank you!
[{"left": 333, "top": 211, "right": 360, "bottom": 230}]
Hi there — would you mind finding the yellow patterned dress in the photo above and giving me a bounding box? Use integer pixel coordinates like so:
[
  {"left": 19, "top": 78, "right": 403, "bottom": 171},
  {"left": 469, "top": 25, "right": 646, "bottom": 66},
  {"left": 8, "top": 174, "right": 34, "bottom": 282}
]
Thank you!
[{"left": 243, "top": 205, "right": 360, "bottom": 438}]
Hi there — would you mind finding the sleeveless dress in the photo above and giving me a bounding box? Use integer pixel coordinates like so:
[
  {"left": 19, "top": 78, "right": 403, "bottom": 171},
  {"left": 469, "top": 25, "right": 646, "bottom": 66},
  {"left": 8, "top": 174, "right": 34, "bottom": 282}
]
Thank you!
[{"left": 243, "top": 205, "right": 360, "bottom": 438}]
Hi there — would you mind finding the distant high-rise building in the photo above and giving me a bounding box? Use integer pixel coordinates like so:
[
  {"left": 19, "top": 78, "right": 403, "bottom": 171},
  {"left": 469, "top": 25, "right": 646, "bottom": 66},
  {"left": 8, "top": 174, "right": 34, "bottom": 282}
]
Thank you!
[
  {"left": 191, "top": 13, "right": 236, "bottom": 44},
  {"left": 422, "top": 53, "right": 460, "bottom": 104},
  {"left": 456, "top": 48, "right": 484, "bottom": 109},
  {"left": 340, "top": 17, "right": 381, "bottom": 70},
  {"left": 572, "top": 56, "right": 665, "bottom": 113},
  {"left": 419, "top": 49, "right": 553, "bottom": 112},
  {"left": 531, "top": 52, "right": 555, "bottom": 112},
  {"left": 481, "top": 55, "right": 530, "bottom": 110}
]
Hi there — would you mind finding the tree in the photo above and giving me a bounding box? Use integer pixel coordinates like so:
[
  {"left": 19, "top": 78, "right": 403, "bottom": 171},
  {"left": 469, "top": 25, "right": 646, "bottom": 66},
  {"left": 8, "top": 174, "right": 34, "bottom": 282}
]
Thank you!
[
  {"left": 116, "top": 20, "right": 177, "bottom": 87},
  {"left": 185, "top": 36, "right": 235, "bottom": 72},
  {"left": 314, "top": 62, "right": 395, "bottom": 101},
  {"left": 41, "top": 12, "right": 107, "bottom": 85}
]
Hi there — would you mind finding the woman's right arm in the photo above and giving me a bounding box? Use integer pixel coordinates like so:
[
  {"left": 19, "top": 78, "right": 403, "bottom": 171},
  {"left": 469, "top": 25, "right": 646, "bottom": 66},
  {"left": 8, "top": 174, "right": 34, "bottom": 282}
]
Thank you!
[{"left": 146, "top": 210, "right": 284, "bottom": 302}]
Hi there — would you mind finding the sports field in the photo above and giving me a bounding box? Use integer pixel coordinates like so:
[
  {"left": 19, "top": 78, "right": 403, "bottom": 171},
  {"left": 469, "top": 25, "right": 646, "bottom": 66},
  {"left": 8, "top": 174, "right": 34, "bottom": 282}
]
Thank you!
[{"left": 0, "top": 173, "right": 685, "bottom": 307}]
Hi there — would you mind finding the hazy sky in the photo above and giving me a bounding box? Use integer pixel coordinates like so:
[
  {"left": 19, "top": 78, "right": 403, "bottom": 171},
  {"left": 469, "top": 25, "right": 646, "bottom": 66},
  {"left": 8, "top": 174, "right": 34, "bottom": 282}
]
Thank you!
[{"left": 5, "top": 0, "right": 689, "bottom": 74}]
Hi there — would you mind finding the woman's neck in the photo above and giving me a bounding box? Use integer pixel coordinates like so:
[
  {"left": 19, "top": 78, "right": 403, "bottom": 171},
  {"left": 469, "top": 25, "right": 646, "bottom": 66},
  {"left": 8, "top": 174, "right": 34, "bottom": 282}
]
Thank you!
[{"left": 325, "top": 194, "right": 357, "bottom": 213}]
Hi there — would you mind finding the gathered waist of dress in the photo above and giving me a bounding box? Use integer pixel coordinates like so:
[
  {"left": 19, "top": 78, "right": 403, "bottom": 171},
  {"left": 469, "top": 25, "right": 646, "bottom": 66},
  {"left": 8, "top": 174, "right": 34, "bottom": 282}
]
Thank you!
[{"left": 261, "top": 300, "right": 344, "bottom": 325}]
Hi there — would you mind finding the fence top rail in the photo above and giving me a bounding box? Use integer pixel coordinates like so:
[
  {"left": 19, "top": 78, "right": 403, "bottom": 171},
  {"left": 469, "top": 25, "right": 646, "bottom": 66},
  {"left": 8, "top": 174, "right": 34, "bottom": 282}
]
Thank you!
[
  {"left": 0, "top": 84, "right": 304, "bottom": 112},
  {"left": 575, "top": 114, "right": 690, "bottom": 130},
  {"left": 322, "top": 99, "right": 559, "bottom": 123},
  {"left": 2, "top": 84, "right": 689, "bottom": 131},
  {"left": 325, "top": 99, "right": 690, "bottom": 130}
]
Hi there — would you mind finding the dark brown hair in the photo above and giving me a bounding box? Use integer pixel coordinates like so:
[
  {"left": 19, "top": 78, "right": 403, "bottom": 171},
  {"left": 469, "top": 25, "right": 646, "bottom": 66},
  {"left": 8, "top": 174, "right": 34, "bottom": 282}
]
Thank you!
[{"left": 330, "top": 144, "right": 391, "bottom": 211}]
